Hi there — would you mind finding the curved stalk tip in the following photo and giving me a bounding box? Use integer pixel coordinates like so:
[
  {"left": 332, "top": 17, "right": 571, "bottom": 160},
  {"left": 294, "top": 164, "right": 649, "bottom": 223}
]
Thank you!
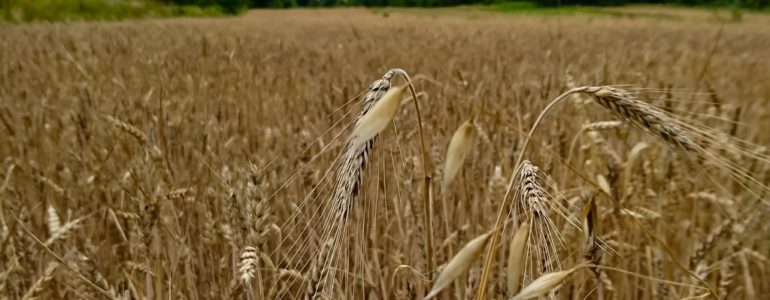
[
  {"left": 391, "top": 68, "right": 436, "bottom": 278},
  {"left": 475, "top": 87, "right": 585, "bottom": 300}
]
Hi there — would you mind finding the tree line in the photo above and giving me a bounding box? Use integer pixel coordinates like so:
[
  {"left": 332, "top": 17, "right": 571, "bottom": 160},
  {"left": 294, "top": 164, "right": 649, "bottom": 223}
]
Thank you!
[{"left": 162, "top": 0, "right": 767, "bottom": 13}]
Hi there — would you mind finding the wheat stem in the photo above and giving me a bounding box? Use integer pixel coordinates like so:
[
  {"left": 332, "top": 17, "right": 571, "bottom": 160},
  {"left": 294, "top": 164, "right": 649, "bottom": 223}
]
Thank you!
[{"left": 391, "top": 69, "right": 435, "bottom": 278}]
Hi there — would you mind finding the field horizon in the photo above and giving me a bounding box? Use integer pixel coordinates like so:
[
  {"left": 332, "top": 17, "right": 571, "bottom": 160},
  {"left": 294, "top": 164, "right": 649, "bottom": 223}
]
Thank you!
[{"left": 1, "top": 7, "right": 769, "bottom": 299}]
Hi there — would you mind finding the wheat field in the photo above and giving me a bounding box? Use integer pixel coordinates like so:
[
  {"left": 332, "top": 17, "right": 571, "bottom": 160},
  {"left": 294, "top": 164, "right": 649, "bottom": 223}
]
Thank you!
[{"left": 1, "top": 8, "right": 770, "bottom": 300}]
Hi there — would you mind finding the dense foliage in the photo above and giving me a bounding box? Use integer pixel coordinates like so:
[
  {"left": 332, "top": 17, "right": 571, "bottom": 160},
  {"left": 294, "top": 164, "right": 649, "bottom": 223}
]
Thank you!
[
  {"left": 0, "top": 0, "right": 223, "bottom": 21},
  {"left": 2, "top": 0, "right": 767, "bottom": 21},
  {"left": 229, "top": 0, "right": 767, "bottom": 8},
  {"left": 161, "top": 0, "right": 768, "bottom": 10}
]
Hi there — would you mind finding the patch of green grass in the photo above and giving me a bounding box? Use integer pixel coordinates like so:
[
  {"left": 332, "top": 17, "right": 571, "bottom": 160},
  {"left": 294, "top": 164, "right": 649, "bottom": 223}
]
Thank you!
[
  {"left": 483, "top": 1, "right": 612, "bottom": 15},
  {"left": 1, "top": 0, "right": 225, "bottom": 22},
  {"left": 480, "top": 2, "right": 686, "bottom": 19}
]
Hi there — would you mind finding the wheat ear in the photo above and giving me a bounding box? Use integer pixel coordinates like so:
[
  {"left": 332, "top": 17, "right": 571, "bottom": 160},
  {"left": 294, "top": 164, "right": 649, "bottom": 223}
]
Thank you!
[
  {"left": 305, "top": 69, "right": 428, "bottom": 299},
  {"left": 304, "top": 72, "right": 395, "bottom": 299},
  {"left": 506, "top": 221, "right": 530, "bottom": 296},
  {"left": 512, "top": 264, "right": 586, "bottom": 300},
  {"left": 424, "top": 232, "right": 492, "bottom": 300},
  {"left": 588, "top": 87, "right": 699, "bottom": 152},
  {"left": 442, "top": 119, "right": 477, "bottom": 190}
]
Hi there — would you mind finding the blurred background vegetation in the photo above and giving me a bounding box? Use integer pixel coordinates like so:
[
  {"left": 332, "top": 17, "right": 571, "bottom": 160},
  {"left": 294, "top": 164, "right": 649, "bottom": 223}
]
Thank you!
[{"left": 1, "top": 0, "right": 767, "bottom": 22}]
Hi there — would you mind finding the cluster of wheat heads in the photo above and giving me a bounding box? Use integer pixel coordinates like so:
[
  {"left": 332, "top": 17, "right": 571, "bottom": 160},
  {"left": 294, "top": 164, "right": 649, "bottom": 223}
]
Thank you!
[
  {"left": 474, "top": 85, "right": 769, "bottom": 300},
  {"left": 270, "top": 69, "right": 769, "bottom": 300},
  {"left": 3, "top": 14, "right": 770, "bottom": 299}
]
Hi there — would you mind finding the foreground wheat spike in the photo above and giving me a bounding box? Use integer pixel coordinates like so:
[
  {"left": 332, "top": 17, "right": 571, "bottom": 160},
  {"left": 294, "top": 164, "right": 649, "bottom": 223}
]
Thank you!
[
  {"left": 333, "top": 70, "right": 398, "bottom": 221},
  {"left": 303, "top": 69, "right": 424, "bottom": 300},
  {"left": 304, "top": 72, "right": 394, "bottom": 299}
]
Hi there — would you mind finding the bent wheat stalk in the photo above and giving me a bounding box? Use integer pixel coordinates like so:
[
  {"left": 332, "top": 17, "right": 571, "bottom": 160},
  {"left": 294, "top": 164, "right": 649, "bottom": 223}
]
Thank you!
[{"left": 477, "top": 88, "right": 581, "bottom": 300}]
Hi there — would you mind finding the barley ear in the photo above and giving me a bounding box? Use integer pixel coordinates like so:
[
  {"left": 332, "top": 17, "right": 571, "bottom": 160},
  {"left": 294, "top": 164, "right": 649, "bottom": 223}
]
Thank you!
[
  {"left": 506, "top": 222, "right": 530, "bottom": 295},
  {"left": 442, "top": 119, "right": 477, "bottom": 190},
  {"left": 424, "top": 232, "right": 492, "bottom": 300}
]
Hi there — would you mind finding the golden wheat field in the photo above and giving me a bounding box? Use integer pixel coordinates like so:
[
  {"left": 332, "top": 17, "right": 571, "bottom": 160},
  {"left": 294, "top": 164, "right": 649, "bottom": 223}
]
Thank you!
[{"left": 1, "top": 7, "right": 770, "bottom": 300}]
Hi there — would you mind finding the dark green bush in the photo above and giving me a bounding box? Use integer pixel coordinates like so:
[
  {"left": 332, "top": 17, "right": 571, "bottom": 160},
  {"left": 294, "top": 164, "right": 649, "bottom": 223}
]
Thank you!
[{"left": 0, "top": 0, "right": 225, "bottom": 22}]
